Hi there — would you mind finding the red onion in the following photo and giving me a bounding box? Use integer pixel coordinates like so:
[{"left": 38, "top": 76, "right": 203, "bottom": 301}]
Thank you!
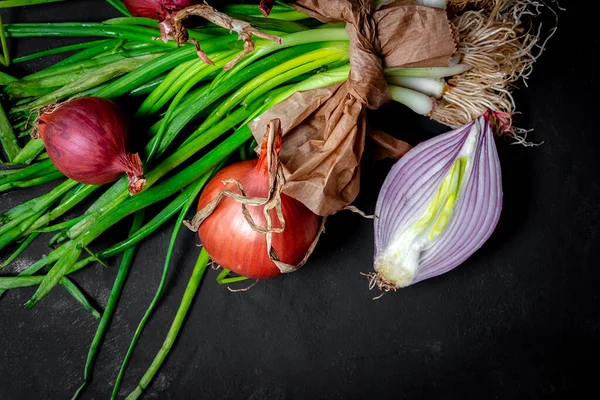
[
  {"left": 124, "top": 0, "right": 198, "bottom": 20},
  {"left": 370, "top": 113, "right": 503, "bottom": 290},
  {"left": 124, "top": 0, "right": 200, "bottom": 42},
  {"left": 193, "top": 122, "right": 320, "bottom": 279},
  {"left": 35, "top": 97, "right": 146, "bottom": 194}
]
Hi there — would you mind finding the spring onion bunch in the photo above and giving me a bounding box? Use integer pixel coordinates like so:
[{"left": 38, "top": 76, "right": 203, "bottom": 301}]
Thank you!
[{"left": 0, "top": 9, "right": 471, "bottom": 303}]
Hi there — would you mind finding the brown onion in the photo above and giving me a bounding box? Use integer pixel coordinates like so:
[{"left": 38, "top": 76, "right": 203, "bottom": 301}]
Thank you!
[
  {"left": 195, "top": 122, "right": 320, "bottom": 279},
  {"left": 35, "top": 97, "right": 145, "bottom": 194}
]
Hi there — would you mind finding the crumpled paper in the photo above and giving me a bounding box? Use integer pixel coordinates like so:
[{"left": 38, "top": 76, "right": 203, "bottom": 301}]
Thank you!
[{"left": 250, "top": 0, "right": 456, "bottom": 216}]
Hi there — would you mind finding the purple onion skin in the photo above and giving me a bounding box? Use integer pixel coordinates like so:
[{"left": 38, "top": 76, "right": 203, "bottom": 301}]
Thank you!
[
  {"left": 37, "top": 97, "right": 145, "bottom": 194},
  {"left": 373, "top": 115, "right": 503, "bottom": 289},
  {"left": 124, "top": 0, "right": 199, "bottom": 20}
]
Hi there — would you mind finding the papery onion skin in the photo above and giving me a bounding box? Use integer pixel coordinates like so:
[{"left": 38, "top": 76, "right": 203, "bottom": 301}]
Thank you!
[
  {"left": 124, "top": 0, "right": 199, "bottom": 20},
  {"left": 197, "top": 159, "right": 320, "bottom": 279},
  {"left": 260, "top": 0, "right": 275, "bottom": 16},
  {"left": 36, "top": 97, "right": 145, "bottom": 194},
  {"left": 373, "top": 115, "right": 503, "bottom": 289}
]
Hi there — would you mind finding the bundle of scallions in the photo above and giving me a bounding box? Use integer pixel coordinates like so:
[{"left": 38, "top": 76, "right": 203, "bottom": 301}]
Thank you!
[{"left": 0, "top": 0, "right": 475, "bottom": 397}]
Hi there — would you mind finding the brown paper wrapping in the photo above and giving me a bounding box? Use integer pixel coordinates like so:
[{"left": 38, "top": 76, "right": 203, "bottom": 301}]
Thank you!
[{"left": 250, "top": 0, "right": 456, "bottom": 216}]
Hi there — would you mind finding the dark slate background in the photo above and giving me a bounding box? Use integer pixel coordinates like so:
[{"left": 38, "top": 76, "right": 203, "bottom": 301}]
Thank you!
[{"left": 1, "top": 1, "right": 599, "bottom": 399}]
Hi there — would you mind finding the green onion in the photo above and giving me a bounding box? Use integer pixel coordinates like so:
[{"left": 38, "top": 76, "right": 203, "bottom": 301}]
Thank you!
[
  {"left": 94, "top": 36, "right": 238, "bottom": 99},
  {"left": 94, "top": 185, "right": 199, "bottom": 260},
  {"left": 0, "top": 102, "right": 21, "bottom": 161},
  {"left": 0, "top": 232, "right": 39, "bottom": 270},
  {"left": 0, "top": 179, "right": 78, "bottom": 245},
  {"left": 216, "top": 268, "right": 249, "bottom": 285},
  {"left": 23, "top": 184, "right": 100, "bottom": 236},
  {"left": 59, "top": 278, "right": 101, "bottom": 320},
  {"left": 124, "top": 249, "right": 211, "bottom": 400},
  {"left": 106, "top": 0, "right": 133, "bottom": 17},
  {"left": 0, "top": 170, "right": 64, "bottom": 192},
  {"left": 0, "top": 246, "right": 100, "bottom": 320},
  {"left": 0, "top": 0, "right": 65, "bottom": 7},
  {"left": 136, "top": 59, "right": 199, "bottom": 116},
  {"left": 51, "top": 39, "right": 122, "bottom": 69},
  {"left": 72, "top": 210, "right": 145, "bottom": 400},
  {"left": 39, "top": 182, "right": 205, "bottom": 280},
  {"left": 111, "top": 171, "right": 214, "bottom": 399},
  {"left": 12, "top": 54, "right": 163, "bottom": 113},
  {"left": 11, "top": 139, "right": 45, "bottom": 165},
  {"left": 0, "top": 168, "right": 19, "bottom": 178},
  {"left": 104, "top": 17, "right": 159, "bottom": 27},
  {"left": 0, "top": 15, "right": 11, "bottom": 67},
  {"left": 0, "top": 159, "right": 57, "bottom": 186},
  {"left": 12, "top": 39, "right": 111, "bottom": 63},
  {"left": 128, "top": 74, "right": 166, "bottom": 96},
  {"left": 34, "top": 215, "right": 86, "bottom": 233},
  {"left": 23, "top": 46, "right": 160, "bottom": 80},
  {"left": 145, "top": 51, "right": 240, "bottom": 161},
  {"left": 194, "top": 44, "right": 348, "bottom": 139},
  {"left": 0, "top": 70, "right": 17, "bottom": 85},
  {"left": 4, "top": 23, "right": 174, "bottom": 47},
  {"left": 0, "top": 275, "right": 44, "bottom": 290},
  {"left": 0, "top": 248, "right": 64, "bottom": 299},
  {"left": 209, "top": 28, "right": 349, "bottom": 89},
  {"left": 227, "top": 14, "right": 310, "bottom": 33}
]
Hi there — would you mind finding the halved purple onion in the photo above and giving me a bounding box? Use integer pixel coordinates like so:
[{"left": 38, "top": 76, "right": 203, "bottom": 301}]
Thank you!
[{"left": 372, "top": 115, "right": 503, "bottom": 289}]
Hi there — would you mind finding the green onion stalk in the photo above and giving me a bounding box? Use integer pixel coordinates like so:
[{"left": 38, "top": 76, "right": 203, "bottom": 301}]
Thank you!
[
  {"left": 0, "top": 0, "right": 65, "bottom": 7},
  {"left": 110, "top": 170, "right": 215, "bottom": 400},
  {"left": 0, "top": 102, "right": 21, "bottom": 161},
  {"left": 124, "top": 248, "right": 211, "bottom": 400},
  {"left": 71, "top": 210, "right": 145, "bottom": 400}
]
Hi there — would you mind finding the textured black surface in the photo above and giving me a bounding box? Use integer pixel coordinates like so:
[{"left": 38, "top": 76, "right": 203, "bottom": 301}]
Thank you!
[{"left": 1, "top": 1, "right": 599, "bottom": 399}]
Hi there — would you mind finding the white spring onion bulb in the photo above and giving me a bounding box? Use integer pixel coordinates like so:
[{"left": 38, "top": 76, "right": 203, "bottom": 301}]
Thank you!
[
  {"left": 386, "top": 76, "right": 447, "bottom": 99},
  {"left": 388, "top": 85, "right": 435, "bottom": 116},
  {"left": 372, "top": 115, "right": 503, "bottom": 290}
]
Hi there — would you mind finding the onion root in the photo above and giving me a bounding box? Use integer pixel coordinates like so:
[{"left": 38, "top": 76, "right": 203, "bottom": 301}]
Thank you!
[{"left": 432, "top": 0, "right": 558, "bottom": 139}]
